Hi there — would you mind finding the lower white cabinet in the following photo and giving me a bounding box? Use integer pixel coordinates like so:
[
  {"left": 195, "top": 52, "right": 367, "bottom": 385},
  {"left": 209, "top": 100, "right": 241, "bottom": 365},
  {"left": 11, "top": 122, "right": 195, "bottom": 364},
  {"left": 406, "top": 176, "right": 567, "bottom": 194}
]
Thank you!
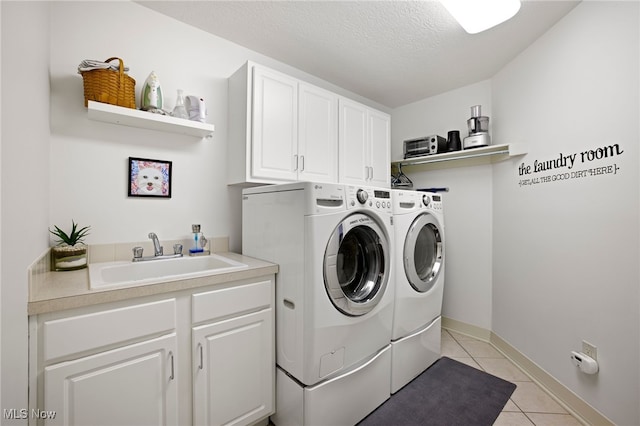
[
  {"left": 193, "top": 309, "right": 273, "bottom": 426},
  {"left": 30, "top": 276, "right": 275, "bottom": 426},
  {"left": 44, "top": 333, "right": 178, "bottom": 426}
]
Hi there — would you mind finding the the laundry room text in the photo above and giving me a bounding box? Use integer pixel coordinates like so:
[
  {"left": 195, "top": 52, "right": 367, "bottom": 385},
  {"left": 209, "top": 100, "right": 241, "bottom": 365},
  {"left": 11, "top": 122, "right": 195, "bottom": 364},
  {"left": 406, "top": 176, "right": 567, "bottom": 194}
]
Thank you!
[{"left": 517, "top": 143, "right": 624, "bottom": 187}]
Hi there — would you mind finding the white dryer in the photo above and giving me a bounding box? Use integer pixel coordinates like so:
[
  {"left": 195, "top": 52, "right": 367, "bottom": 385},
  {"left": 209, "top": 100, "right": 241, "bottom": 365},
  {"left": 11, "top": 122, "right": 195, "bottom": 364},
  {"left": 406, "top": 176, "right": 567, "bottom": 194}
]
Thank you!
[
  {"left": 390, "top": 189, "right": 445, "bottom": 394},
  {"left": 242, "top": 182, "right": 394, "bottom": 426}
]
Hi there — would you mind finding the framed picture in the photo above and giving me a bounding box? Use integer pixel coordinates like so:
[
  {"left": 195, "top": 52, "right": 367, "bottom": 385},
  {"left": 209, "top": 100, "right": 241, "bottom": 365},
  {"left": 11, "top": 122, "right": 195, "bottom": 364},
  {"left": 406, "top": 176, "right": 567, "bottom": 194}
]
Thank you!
[{"left": 128, "top": 157, "right": 172, "bottom": 198}]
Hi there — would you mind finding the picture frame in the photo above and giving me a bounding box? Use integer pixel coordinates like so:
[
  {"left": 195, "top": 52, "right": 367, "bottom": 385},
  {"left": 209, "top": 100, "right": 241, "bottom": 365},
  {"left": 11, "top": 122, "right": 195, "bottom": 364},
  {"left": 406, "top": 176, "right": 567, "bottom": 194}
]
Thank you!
[{"left": 128, "top": 157, "right": 172, "bottom": 198}]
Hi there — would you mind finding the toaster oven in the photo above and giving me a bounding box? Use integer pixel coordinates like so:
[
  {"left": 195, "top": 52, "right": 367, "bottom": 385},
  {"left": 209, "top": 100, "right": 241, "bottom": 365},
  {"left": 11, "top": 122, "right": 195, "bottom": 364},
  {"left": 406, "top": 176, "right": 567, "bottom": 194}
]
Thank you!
[{"left": 403, "top": 135, "right": 446, "bottom": 158}]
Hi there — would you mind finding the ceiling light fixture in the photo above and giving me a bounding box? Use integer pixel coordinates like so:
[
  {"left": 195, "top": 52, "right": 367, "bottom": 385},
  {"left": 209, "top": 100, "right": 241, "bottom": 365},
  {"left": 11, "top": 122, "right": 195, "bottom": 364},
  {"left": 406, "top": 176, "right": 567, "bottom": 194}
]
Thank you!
[{"left": 440, "top": 0, "right": 522, "bottom": 34}]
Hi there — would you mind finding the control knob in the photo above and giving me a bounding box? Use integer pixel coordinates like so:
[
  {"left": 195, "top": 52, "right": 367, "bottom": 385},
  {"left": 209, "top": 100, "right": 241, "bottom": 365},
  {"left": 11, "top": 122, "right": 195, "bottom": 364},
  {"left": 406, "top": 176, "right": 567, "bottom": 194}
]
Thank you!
[
  {"left": 356, "top": 189, "right": 369, "bottom": 204},
  {"left": 422, "top": 195, "right": 431, "bottom": 207}
]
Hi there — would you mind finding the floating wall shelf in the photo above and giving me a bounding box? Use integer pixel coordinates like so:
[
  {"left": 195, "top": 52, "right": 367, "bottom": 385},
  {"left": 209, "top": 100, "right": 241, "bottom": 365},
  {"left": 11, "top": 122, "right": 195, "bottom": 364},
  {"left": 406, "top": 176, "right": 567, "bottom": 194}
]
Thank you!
[
  {"left": 391, "top": 143, "right": 527, "bottom": 171},
  {"left": 87, "top": 101, "right": 215, "bottom": 138}
]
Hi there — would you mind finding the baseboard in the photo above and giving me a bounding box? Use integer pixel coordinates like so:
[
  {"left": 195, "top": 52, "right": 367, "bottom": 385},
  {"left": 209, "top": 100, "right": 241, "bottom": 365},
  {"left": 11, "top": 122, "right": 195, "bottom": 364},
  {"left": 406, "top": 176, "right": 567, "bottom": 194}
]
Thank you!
[
  {"left": 441, "top": 317, "right": 492, "bottom": 341},
  {"left": 442, "top": 317, "right": 614, "bottom": 426}
]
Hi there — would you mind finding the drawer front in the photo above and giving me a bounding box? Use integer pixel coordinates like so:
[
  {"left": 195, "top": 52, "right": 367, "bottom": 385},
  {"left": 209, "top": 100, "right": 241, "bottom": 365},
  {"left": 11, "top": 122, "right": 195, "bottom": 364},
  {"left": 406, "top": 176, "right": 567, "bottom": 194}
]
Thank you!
[
  {"left": 192, "top": 279, "right": 272, "bottom": 324},
  {"left": 43, "top": 298, "right": 176, "bottom": 363}
]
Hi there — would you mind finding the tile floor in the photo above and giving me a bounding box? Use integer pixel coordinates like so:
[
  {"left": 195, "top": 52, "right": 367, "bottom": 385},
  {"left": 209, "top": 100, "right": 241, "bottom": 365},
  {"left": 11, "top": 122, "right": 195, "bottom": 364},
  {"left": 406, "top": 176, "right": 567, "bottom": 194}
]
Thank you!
[{"left": 442, "top": 328, "right": 584, "bottom": 426}]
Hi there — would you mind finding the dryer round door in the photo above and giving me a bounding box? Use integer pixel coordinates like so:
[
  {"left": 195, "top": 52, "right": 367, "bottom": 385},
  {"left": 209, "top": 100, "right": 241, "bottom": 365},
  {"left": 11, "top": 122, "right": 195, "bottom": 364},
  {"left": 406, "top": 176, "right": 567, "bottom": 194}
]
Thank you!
[
  {"left": 404, "top": 213, "right": 443, "bottom": 293},
  {"left": 324, "top": 213, "right": 390, "bottom": 316}
]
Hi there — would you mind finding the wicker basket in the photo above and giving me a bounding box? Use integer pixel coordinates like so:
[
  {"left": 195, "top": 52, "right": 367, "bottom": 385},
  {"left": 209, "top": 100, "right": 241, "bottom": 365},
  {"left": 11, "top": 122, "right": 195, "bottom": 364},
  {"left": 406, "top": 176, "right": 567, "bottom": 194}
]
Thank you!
[{"left": 80, "top": 57, "right": 136, "bottom": 109}]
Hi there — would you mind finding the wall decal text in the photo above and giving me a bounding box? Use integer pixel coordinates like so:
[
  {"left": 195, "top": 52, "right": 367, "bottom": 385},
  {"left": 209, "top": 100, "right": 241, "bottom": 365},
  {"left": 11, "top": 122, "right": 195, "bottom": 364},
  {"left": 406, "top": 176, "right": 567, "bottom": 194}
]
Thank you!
[{"left": 518, "top": 143, "right": 623, "bottom": 187}]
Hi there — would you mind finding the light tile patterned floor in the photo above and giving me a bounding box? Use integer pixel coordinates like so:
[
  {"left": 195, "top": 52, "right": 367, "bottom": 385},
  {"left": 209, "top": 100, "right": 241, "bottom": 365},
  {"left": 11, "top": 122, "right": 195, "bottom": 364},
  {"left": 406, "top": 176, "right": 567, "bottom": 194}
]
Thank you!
[{"left": 442, "top": 328, "right": 584, "bottom": 426}]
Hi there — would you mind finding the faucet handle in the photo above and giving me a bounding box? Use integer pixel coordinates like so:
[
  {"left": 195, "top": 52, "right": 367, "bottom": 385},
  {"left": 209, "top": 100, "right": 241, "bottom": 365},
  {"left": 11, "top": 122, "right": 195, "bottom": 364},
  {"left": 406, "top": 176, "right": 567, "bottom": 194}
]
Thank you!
[
  {"left": 132, "top": 246, "right": 144, "bottom": 259},
  {"left": 173, "top": 244, "right": 183, "bottom": 255}
]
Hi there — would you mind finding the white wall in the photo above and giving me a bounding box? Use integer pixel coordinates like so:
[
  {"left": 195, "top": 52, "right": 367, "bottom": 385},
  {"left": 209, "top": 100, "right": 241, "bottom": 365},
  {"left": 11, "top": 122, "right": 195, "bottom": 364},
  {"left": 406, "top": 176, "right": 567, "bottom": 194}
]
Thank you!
[
  {"left": 492, "top": 2, "right": 639, "bottom": 424},
  {"left": 4, "top": 1, "right": 638, "bottom": 423},
  {"left": 1, "top": 1, "right": 51, "bottom": 420},
  {"left": 1, "top": 0, "right": 3, "bottom": 412},
  {"left": 49, "top": 1, "right": 388, "bottom": 252},
  {"left": 391, "top": 81, "right": 494, "bottom": 329},
  {"left": 50, "top": 1, "right": 236, "bottom": 249},
  {"left": 2, "top": 0, "right": 389, "bottom": 417},
  {"left": 394, "top": 2, "right": 639, "bottom": 424},
  {"left": 49, "top": 1, "right": 262, "bottom": 253}
]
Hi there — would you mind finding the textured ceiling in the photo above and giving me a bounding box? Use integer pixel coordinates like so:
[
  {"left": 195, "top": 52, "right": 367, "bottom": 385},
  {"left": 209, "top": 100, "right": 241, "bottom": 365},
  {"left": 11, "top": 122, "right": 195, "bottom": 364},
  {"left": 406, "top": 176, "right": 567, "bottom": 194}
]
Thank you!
[{"left": 137, "top": 0, "right": 580, "bottom": 108}]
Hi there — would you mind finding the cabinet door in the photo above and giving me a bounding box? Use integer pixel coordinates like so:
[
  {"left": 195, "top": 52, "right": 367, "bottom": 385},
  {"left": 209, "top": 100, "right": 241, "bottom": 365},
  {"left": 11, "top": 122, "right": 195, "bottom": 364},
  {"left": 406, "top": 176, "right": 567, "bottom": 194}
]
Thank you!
[
  {"left": 44, "top": 333, "right": 178, "bottom": 426},
  {"left": 298, "top": 83, "right": 338, "bottom": 183},
  {"left": 368, "top": 109, "right": 391, "bottom": 188},
  {"left": 251, "top": 66, "right": 298, "bottom": 181},
  {"left": 338, "top": 98, "right": 368, "bottom": 185},
  {"left": 193, "top": 309, "right": 273, "bottom": 426}
]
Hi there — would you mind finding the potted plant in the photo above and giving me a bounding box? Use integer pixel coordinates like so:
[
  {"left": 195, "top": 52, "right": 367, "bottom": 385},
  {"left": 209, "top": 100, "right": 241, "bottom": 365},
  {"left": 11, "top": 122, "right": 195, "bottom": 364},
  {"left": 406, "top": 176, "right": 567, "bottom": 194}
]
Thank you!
[{"left": 49, "top": 220, "right": 91, "bottom": 271}]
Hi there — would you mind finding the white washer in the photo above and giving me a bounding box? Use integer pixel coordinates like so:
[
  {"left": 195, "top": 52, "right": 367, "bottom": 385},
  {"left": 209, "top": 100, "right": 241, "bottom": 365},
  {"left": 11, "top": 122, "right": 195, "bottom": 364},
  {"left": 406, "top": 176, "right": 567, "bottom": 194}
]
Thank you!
[
  {"left": 242, "top": 182, "right": 394, "bottom": 426},
  {"left": 390, "top": 189, "right": 445, "bottom": 394}
]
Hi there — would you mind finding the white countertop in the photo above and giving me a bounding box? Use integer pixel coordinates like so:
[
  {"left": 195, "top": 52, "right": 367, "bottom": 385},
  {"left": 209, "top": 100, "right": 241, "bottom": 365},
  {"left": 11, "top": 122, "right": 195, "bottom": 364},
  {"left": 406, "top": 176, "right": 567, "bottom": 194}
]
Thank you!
[{"left": 28, "top": 252, "right": 278, "bottom": 315}]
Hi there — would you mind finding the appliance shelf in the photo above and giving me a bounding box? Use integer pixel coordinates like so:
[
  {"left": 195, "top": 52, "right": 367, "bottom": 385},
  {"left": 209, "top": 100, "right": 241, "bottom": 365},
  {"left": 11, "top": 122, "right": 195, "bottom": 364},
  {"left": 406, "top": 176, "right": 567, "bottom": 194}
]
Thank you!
[
  {"left": 87, "top": 101, "right": 215, "bottom": 138},
  {"left": 391, "top": 143, "right": 527, "bottom": 170}
]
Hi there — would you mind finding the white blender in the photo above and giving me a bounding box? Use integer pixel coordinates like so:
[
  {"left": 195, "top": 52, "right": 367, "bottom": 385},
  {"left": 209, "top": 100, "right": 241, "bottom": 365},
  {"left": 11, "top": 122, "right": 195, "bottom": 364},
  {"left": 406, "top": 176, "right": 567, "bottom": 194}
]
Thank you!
[{"left": 463, "top": 105, "right": 491, "bottom": 149}]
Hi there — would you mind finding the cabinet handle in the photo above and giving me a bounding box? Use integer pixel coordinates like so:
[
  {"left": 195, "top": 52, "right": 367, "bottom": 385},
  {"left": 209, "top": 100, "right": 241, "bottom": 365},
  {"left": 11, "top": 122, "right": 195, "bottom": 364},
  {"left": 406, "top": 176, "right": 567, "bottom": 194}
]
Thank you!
[
  {"left": 300, "top": 155, "right": 305, "bottom": 172},
  {"left": 369, "top": 166, "right": 374, "bottom": 180},
  {"left": 197, "top": 343, "right": 204, "bottom": 370},
  {"left": 293, "top": 155, "right": 298, "bottom": 171},
  {"left": 169, "top": 351, "right": 175, "bottom": 381}
]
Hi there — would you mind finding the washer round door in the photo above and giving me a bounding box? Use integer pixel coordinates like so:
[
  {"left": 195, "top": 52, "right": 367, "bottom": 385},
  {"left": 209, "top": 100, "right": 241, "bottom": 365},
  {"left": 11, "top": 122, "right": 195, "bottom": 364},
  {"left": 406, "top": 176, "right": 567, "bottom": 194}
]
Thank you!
[
  {"left": 404, "top": 213, "right": 444, "bottom": 293},
  {"left": 324, "top": 213, "right": 390, "bottom": 316}
]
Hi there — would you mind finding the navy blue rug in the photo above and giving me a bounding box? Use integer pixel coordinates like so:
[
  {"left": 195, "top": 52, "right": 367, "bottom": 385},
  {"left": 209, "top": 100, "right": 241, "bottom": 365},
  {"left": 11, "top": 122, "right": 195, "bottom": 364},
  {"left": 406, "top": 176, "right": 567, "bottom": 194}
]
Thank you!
[{"left": 358, "top": 357, "right": 516, "bottom": 426}]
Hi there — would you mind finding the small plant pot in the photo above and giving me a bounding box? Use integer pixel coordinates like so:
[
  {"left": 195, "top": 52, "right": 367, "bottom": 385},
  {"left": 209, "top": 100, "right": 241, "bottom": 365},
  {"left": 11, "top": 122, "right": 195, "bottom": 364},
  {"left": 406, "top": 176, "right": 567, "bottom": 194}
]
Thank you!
[{"left": 51, "top": 245, "right": 88, "bottom": 271}]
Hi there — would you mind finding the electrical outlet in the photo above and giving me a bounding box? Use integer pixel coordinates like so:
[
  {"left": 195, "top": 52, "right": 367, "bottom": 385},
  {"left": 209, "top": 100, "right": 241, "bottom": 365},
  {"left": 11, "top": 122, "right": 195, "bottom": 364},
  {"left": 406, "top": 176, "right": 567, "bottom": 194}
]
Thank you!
[{"left": 582, "top": 340, "right": 597, "bottom": 361}]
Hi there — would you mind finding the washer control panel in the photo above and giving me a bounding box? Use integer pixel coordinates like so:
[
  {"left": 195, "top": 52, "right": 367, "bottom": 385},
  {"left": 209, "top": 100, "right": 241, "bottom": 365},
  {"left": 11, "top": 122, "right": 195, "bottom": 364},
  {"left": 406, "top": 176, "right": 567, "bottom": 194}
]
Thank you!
[{"left": 345, "top": 186, "right": 392, "bottom": 214}]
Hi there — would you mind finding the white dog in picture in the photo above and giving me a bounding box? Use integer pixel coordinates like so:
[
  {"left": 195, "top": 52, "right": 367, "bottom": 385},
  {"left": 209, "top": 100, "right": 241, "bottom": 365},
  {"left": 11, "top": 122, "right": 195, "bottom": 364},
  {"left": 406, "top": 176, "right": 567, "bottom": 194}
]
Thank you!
[{"left": 136, "top": 167, "right": 164, "bottom": 195}]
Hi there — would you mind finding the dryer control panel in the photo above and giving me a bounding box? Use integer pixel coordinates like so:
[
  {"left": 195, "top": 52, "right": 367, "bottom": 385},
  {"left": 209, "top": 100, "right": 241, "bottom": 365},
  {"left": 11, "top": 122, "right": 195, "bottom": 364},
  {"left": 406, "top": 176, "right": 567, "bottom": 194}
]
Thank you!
[
  {"left": 421, "top": 193, "right": 443, "bottom": 212},
  {"left": 345, "top": 186, "right": 392, "bottom": 214}
]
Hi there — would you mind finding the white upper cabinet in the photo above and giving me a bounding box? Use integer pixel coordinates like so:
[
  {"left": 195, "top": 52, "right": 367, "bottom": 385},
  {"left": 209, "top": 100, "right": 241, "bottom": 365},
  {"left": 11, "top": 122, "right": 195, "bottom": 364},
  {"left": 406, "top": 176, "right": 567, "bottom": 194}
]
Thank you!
[
  {"left": 368, "top": 108, "right": 391, "bottom": 187},
  {"left": 338, "top": 99, "right": 368, "bottom": 185},
  {"left": 228, "top": 62, "right": 338, "bottom": 185},
  {"left": 298, "top": 83, "right": 338, "bottom": 183},
  {"left": 339, "top": 98, "right": 390, "bottom": 187},
  {"left": 251, "top": 66, "right": 299, "bottom": 181}
]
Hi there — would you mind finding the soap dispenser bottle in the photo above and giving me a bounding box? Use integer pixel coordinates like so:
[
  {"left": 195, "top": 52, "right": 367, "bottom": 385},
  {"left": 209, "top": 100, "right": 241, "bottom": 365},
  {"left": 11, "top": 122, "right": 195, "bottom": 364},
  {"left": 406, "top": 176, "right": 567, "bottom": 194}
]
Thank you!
[{"left": 190, "top": 224, "right": 204, "bottom": 254}]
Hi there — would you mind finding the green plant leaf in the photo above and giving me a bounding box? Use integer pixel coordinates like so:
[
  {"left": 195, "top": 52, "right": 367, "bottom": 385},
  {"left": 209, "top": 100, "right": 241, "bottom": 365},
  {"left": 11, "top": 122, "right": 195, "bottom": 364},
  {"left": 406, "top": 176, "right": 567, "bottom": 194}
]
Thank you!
[{"left": 49, "top": 220, "right": 91, "bottom": 246}]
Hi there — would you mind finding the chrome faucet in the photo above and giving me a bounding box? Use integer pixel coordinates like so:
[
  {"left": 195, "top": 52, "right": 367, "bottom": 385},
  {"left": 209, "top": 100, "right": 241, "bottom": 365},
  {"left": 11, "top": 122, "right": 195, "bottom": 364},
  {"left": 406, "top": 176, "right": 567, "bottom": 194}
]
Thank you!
[
  {"left": 149, "top": 232, "right": 163, "bottom": 256},
  {"left": 131, "top": 232, "right": 183, "bottom": 262}
]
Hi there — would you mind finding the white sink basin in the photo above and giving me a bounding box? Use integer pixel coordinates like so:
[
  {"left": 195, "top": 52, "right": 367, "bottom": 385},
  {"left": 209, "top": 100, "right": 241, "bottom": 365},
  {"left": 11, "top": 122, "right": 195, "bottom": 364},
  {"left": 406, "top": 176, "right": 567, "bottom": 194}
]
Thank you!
[{"left": 88, "top": 254, "right": 248, "bottom": 290}]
